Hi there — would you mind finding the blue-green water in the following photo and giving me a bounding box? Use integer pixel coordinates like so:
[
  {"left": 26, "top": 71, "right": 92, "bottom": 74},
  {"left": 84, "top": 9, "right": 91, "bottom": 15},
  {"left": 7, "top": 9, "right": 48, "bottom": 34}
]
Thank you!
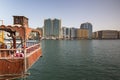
[{"left": 27, "top": 40, "right": 120, "bottom": 80}]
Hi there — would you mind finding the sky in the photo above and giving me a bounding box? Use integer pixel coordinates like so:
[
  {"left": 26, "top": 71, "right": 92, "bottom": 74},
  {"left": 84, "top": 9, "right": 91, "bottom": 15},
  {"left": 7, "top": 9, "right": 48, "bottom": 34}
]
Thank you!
[{"left": 0, "top": 0, "right": 120, "bottom": 32}]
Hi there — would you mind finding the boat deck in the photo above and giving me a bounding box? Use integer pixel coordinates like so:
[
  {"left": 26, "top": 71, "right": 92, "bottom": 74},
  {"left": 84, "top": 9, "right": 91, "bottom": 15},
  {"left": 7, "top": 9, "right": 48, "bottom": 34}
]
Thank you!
[{"left": 0, "top": 43, "right": 42, "bottom": 80}]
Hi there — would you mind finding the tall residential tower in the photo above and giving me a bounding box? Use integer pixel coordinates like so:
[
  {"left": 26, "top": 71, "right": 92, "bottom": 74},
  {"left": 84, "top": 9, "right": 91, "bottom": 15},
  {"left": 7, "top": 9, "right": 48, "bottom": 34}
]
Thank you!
[
  {"left": 80, "top": 22, "right": 93, "bottom": 39},
  {"left": 44, "top": 18, "right": 61, "bottom": 39},
  {"left": 44, "top": 19, "right": 52, "bottom": 38}
]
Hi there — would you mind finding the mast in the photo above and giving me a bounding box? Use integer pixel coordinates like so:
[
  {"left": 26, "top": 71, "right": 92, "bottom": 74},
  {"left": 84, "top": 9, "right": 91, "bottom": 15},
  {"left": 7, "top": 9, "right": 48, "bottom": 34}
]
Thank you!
[{"left": 24, "top": 27, "right": 27, "bottom": 73}]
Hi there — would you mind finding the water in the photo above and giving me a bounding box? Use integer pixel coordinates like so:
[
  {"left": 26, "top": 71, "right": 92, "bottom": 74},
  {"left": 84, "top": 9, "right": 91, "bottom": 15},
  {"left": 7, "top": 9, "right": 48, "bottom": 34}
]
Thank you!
[{"left": 26, "top": 40, "right": 120, "bottom": 80}]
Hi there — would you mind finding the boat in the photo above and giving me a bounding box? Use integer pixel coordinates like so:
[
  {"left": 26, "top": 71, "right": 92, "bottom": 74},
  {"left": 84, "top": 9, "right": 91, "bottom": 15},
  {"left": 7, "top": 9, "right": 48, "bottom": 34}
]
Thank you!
[{"left": 0, "top": 16, "right": 42, "bottom": 80}]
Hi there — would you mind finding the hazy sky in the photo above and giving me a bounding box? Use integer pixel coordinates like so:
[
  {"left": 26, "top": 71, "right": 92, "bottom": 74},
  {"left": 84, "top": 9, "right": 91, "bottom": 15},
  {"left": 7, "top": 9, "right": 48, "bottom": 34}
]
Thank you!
[{"left": 0, "top": 0, "right": 120, "bottom": 32}]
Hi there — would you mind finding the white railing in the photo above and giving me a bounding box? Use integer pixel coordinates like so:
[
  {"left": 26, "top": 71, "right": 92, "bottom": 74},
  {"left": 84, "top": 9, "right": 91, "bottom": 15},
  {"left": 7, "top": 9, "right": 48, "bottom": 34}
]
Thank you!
[
  {"left": 0, "top": 42, "right": 41, "bottom": 59},
  {"left": 26, "top": 43, "right": 40, "bottom": 54},
  {"left": 0, "top": 48, "right": 23, "bottom": 59}
]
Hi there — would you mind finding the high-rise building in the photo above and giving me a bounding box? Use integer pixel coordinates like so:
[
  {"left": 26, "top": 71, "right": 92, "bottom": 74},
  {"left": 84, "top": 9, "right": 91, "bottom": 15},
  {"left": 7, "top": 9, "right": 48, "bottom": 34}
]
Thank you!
[
  {"left": 80, "top": 22, "right": 92, "bottom": 39},
  {"left": 44, "top": 19, "right": 52, "bottom": 38},
  {"left": 53, "top": 19, "right": 61, "bottom": 38},
  {"left": 44, "top": 18, "right": 61, "bottom": 39}
]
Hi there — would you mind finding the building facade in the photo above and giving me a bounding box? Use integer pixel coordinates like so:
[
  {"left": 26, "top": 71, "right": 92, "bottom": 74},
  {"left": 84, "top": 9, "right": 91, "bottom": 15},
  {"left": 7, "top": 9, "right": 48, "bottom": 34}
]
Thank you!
[
  {"left": 44, "top": 19, "right": 52, "bottom": 38},
  {"left": 62, "top": 27, "right": 71, "bottom": 39},
  {"left": 53, "top": 19, "right": 61, "bottom": 38},
  {"left": 66, "top": 28, "right": 71, "bottom": 39},
  {"left": 92, "top": 32, "right": 98, "bottom": 39},
  {"left": 44, "top": 18, "right": 61, "bottom": 39},
  {"left": 62, "top": 27, "right": 67, "bottom": 39},
  {"left": 93, "top": 30, "right": 118, "bottom": 39},
  {"left": 76, "top": 29, "right": 88, "bottom": 39},
  {"left": 118, "top": 31, "right": 120, "bottom": 39},
  {"left": 80, "top": 22, "right": 92, "bottom": 39},
  {"left": 102, "top": 30, "right": 118, "bottom": 39},
  {"left": 70, "top": 28, "right": 76, "bottom": 39}
]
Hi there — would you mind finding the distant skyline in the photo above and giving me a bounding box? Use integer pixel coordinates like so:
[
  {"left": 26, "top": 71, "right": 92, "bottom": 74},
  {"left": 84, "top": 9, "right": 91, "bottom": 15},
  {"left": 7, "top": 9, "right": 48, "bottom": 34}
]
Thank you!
[{"left": 0, "top": 0, "right": 120, "bottom": 32}]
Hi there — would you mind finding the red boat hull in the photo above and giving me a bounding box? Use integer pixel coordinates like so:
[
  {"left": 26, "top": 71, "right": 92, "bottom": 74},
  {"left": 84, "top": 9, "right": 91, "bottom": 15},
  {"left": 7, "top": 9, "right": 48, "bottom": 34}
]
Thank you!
[{"left": 0, "top": 48, "right": 42, "bottom": 79}]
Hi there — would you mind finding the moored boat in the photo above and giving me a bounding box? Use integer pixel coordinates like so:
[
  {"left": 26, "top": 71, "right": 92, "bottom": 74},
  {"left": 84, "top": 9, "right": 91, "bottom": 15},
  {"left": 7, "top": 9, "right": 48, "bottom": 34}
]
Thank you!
[{"left": 0, "top": 16, "right": 42, "bottom": 80}]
